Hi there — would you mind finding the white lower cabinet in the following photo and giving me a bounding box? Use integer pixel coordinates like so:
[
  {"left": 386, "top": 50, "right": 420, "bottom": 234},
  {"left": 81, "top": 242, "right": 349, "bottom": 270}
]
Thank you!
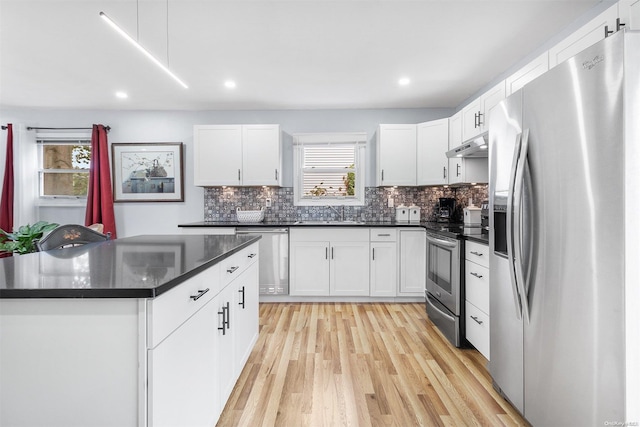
[
  {"left": 148, "top": 296, "right": 220, "bottom": 427},
  {"left": 399, "top": 229, "right": 426, "bottom": 296},
  {"left": 290, "top": 228, "right": 369, "bottom": 296},
  {"left": 464, "top": 240, "right": 490, "bottom": 359},
  {"left": 148, "top": 242, "right": 259, "bottom": 426},
  {"left": 370, "top": 229, "right": 398, "bottom": 297}
]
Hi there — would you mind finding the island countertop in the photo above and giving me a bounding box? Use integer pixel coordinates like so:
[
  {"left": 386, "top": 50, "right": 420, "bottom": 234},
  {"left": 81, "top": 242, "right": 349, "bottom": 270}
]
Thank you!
[{"left": 0, "top": 234, "right": 260, "bottom": 299}]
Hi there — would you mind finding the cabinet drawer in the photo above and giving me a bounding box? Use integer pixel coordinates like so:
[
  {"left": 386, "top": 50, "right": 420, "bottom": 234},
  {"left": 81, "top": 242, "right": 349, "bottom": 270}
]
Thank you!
[
  {"left": 465, "top": 301, "right": 490, "bottom": 360},
  {"left": 220, "top": 244, "right": 259, "bottom": 286},
  {"left": 465, "top": 240, "right": 489, "bottom": 268},
  {"left": 369, "top": 228, "right": 397, "bottom": 242},
  {"left": 147, "top": 264, "right": 220, "bottom": 348},
  {"left": 465, "top": 262, "right": 490, "bottom": 314}
]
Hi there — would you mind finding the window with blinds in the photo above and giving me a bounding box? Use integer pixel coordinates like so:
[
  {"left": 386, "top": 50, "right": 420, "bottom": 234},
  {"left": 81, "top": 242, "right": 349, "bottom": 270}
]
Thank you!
[
  {"left": 37, "top": 133, "right": 91, "bottom": 199},
  {"left": 293, "top": 132, "right": 366, "bottom": 206}
]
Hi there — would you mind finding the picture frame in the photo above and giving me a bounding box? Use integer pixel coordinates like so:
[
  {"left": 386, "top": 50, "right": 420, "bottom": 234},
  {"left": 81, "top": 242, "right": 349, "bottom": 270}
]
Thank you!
[{"left": 111, "top": 142, "right": 184, "bottom": 202}]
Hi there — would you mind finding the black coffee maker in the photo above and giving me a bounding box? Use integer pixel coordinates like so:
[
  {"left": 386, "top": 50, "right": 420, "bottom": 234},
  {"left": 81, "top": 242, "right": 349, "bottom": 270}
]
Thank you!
[{"left": 437, "top": 198, "right": 456, "bottom": 222}]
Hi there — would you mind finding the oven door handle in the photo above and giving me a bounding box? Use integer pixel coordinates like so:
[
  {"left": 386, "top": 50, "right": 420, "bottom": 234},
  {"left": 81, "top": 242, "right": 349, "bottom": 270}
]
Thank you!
[
  {"left": 426, "top": 234, "right": 458, "bottom": 248},
  {"left": 426, "top": 293, "right": 456, "bottom": 322}
]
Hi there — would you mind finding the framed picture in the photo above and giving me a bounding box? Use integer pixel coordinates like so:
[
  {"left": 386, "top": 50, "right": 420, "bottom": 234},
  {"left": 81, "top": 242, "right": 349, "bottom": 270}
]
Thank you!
[{"left": 112, "top": 142, "right": 184, "bottom": 202}]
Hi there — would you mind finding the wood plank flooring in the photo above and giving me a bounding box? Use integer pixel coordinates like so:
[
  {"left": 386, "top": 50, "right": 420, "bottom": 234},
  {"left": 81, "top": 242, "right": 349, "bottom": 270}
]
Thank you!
[{"left": 217, "top": 303, "right": 528, "bottom": 427}]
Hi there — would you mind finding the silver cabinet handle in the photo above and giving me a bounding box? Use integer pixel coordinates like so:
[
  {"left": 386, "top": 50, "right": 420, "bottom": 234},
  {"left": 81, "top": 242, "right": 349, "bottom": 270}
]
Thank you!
[
  {"left": 377, "top": 233, "right": 391, "bottom": 237},
  {"left": 247, "top": 253, "right": 257, "bottom": 258},
  {"left": 470, "top": 272, "right": 483, "bottom": 279},
  {"left": 470, "top": 251, "right": 484, "bottom": 257},
  {"left": 227, "top": 266, "right": 239, "bottom": 274},
  {"left": 372, "top": 248, "right": 375, "bottom": 261},
  {"left": 275, "top": 169, "right": 278, "bottom": 180},
  {"left": 456, "top": 163, "right": 461, "bottom": 177},
  {"left": 238, "top": 286, "right": 245, "bottom": 308},
  {"left": 381, "top": 170, "right": 384, "bottom": 182},
  {"left": 190, "top": 288, "right": 210, "bottom": 301},
  {"left": 471, "top": 315, "right": 483, "bottom": 325},
  {"left": 218, "top": 308, "right": 226, "bottom": 335},
  {"left": 238, "top": 169, "right": 241, "bottom": 181},
  {"left": 443, "top": 166, "right": 447, "bottom": 179},
  {"left": 224, "top": 302, "right": 230, "bottom": 328}
]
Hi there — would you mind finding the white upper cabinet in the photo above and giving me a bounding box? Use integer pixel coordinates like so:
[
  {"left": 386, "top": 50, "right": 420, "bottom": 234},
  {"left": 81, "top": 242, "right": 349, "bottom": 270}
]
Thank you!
[
  {"left": 448, "top": 111, "right": 488, "bottom": 185},
  {"left": 618, "top": 0, "right": 640, "bottom": 30},
  {"left": 506, "top": 52, "right": 549, "bottom": 96},
  {"left": 377, "top": 124, "right": 417, "bottom": 186},
  {"left": 194, "top": 125, "right": 243, "bottom": 186},
  {"left": 549, "top": 3, "right": 618, "bottom": 68},
  {"left": 417, "top": 119, "right": 449, "bottom": 186},
  {"left": 194, "top": 124, "right": 281, "bottom": 187},
  {"left": 241, "top": 125, "right": 282, "bottom": 186},
  {"left": 461, "top": 82, "right": 506, "bottom": 142}
]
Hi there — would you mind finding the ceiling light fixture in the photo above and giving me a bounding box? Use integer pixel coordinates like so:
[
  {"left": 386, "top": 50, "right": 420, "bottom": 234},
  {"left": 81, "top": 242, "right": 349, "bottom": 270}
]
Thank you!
[
  {"left": 398, "top": 77, "right": 411, "bottom": 86},
  {"left": 224, "top": 80, "right": 237, "bottom": 89},
  {"left": 99, "top": 11, "right": 188, "bottom": 89},
  {"left": 115, "top": 91, "right": 128, "bottom": 99}
]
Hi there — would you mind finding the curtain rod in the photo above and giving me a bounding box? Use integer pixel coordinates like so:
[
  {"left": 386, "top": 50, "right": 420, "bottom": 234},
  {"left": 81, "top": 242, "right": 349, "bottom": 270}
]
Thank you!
[{"left": 26, "top": 126, "right": 111, "bottom": 132}]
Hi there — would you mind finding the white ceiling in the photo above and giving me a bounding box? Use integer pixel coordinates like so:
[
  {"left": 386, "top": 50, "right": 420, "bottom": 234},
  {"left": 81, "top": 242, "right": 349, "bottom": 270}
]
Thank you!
[{"left": 0, "top": 0, "right": 604, "bottom": 111}]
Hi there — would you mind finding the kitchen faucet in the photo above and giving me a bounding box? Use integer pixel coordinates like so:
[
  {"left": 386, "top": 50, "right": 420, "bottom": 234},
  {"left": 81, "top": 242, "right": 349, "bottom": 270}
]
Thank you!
[{"left": 327, "top": 205, "right": 344, "bottom": 221}]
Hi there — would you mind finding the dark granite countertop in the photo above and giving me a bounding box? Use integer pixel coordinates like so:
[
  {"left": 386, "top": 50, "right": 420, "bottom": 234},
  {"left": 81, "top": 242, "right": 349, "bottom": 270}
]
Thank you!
[
  {"left": 0, "top": 234, "right": 260, "bottom": 299},
  {"left": 178, "top": 220, "right": 426, "bottom": 228}
]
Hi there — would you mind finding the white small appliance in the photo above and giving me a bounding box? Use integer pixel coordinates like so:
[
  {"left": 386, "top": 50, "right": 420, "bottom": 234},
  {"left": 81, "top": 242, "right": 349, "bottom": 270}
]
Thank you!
[
  {"left": 395, "top": 205, "right": 409, "bottom": 222},
  {"left": 408, "top": 206, "right": 421, "bottom": 222}
]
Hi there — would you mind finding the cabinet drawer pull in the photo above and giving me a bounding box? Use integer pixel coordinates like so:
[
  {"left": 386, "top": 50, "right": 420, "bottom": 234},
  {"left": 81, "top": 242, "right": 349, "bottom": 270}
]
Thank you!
[
  {"left": 470, "top": 251, "right": 484, "bottom": 257},
  {"left": 377, "top": 233, "right": 391, "bottom": 237},
  {"left": 224, "top": 302, "right": 230, "bottom": 329},
  {"left": 470, "top": 272, "right": 483, "bottom": 279},
  {"left": 190, "top": 288, "right": 210, "bottom": 301},
  {"left": 471, "top": 315, "right": 483, "bottom": 325},
  {"left": 247, "top": 253, "right": 257, "bottom": 258},
  {"left": 227, "top": 266, "right": 239, "bottom": 274},
  {"left": 238, "top": 286, "right": 245, "bottom": 308},
  {"left": 218, "top": 309, "right": 226, "bottom": 335}
]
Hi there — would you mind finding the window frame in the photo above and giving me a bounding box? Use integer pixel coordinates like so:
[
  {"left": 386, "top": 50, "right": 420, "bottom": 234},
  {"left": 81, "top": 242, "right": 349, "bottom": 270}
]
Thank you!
[
  {"left": 293, "top": 132, "right": 366, "bottom": 207},
  {"left": 36, "top": 131, "right": 92, "bottom": 207}
]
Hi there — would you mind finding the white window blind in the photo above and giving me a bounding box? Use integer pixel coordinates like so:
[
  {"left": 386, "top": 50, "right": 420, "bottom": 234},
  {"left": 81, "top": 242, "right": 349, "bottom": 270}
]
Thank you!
[{"left": 293, "top": 132, "right": 366, "bottom": 206}]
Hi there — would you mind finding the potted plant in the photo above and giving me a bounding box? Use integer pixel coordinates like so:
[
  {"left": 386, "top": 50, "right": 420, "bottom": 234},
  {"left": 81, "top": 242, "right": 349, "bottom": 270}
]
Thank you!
[{"left": 0, "top": 221, "right": 59, "bottom": 255}]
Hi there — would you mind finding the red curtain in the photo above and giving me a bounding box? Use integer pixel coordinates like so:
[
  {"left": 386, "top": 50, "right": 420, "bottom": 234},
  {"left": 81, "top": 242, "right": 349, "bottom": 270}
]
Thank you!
[
  {"left": 85, "top": 124, "right": 117, "bottom": 238},
  {"left": 0, "top": 124, "right": 14, "bottom": 236}
]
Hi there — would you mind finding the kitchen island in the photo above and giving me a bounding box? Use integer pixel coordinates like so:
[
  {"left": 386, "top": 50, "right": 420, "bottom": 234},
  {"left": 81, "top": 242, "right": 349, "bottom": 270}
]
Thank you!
[{"left": 0, "top": 234, "right": 260, "bottom": 427}]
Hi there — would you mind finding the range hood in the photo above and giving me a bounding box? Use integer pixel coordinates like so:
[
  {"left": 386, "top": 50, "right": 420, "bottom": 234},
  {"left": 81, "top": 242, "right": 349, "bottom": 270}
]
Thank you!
[{"left": 446, "top": 133, "right": 488, "bottom": 158}]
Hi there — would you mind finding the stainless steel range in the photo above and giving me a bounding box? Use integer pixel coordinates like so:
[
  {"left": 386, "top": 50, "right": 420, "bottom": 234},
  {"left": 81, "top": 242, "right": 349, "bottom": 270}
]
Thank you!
[{"left": 424, "top": 226, "right": 463, "bottom": 347}]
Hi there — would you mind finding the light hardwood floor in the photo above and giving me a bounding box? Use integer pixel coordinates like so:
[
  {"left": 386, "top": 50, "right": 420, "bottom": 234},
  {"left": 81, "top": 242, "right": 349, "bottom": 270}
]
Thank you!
[{"left": 217, "top": 303, "right": 528, "bottom": 426}]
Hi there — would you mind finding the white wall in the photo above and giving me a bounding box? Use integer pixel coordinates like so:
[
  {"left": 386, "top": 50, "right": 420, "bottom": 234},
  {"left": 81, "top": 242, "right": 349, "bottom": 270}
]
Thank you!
[{"left": 0, "top": 107, "right": 451, "bottom": 237}]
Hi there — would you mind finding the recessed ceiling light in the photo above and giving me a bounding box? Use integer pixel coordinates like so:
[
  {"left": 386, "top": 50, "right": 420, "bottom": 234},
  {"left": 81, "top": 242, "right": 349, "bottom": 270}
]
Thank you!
[
  {"left": 224, "top": 80, "right": 237, "bottom": 89},
  {"left": 398, "top": 77, "right": 411, "bottom": 86},
  {"left": 115, "top": 91, "right": 128, "bottom": 99}
]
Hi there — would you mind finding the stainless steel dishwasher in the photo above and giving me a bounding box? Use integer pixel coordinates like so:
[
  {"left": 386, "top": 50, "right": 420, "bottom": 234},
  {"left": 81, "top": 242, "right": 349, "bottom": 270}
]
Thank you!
[{"left": 235, "top": 227, "right": 289, "bottom": 295}]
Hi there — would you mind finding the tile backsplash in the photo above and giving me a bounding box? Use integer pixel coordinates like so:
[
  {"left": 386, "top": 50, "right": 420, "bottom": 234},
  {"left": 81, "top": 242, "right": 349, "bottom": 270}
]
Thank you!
[{"left": 204, "top": 185, "right": 488, "bottom": 223}]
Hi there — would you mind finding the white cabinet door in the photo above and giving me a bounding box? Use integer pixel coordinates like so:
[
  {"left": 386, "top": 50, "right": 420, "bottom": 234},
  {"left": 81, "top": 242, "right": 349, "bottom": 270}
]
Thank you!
[
  {"left": 148, "top": 298, "right": 219, "bottom": 427},
  {"left": 506, "top": 52, "right": 549, "bottom": 96},
  {"left": 619, "top": 0, "right": 640, "bottom": 30},
  {"left": 194, "top": 125, "right": 242, "bottom": 186},
  {"left": 289, "top": 241, "right": 330, "bottom": 295},
  {"left": 461, "top": 98, "right": 483, "bottom": 142},
  {"left": 242, "top": 125, "right": 281, "bottom": 186},
  {"left": 399, "top": 229, "right": 426, "bottom": 296},
  {"left": 330, "top": 241, "right": 370, "bottom": 296},
  {"left": 370, "top": 242, "right": 397, "bottom": 297},
  {"left": 461, "top": 82, "right": 505, "bottom": 142},
  {"left": 549, "top": 3, "right": 618, "bottom": 68},
  {"left": 417, "top": 119, "right": 449, "bottom": 186},
  {"left": 480, "top": 82, "right": 506, "bottom": 134},
  {"left": 377, "top": 124, "right": 417, "bottom": 186},
  {"left": 233, "top": 262, "right": 259, "bottom": 371}
]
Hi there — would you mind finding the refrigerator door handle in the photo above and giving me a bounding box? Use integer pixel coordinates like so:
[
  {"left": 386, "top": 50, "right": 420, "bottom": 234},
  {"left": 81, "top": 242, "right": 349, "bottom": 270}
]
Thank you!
[
  {"left": 507, "top": 132, "right": 524, "bottom": 320},
  {"left": 513, "top": 129, "right": 531, "bottom": 323}
]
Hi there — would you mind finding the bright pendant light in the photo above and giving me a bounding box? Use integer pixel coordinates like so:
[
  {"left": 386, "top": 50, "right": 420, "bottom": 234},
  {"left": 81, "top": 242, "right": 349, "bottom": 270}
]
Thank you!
[{"left": 99, "top": 11, "right": 188, "bottom": 89}]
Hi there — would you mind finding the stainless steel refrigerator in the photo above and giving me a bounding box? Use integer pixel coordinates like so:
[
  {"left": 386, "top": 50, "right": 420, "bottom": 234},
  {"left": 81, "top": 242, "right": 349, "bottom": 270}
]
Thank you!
[{"left": 488, "top": 30, "right": 640, "bottom": 426}]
